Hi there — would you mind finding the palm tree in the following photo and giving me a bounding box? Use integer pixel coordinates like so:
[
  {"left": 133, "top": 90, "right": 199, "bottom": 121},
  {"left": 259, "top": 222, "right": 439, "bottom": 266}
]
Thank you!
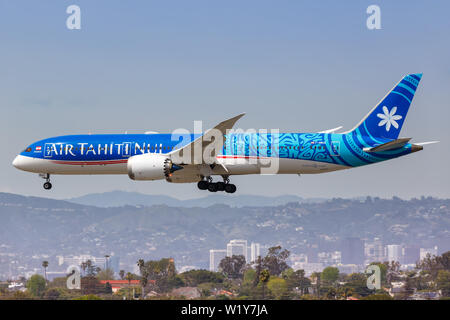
[
  {"left": 42, "top": 261, "right": 49, "bottom": 281},
  {"left": 125, "top": 272, "right": 133, "bottom": 300},
  {"left": 119, "top": 269, "right": 125, "bottom": 280},
  {"left": 137, "top": 259, "right": 146, "bottom": 298}
]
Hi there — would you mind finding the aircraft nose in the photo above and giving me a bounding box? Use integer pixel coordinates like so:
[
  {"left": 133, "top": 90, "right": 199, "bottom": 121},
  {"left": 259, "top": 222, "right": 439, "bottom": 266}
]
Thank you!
[
  {"left": 12, "top": 155, "right": 29, "bottom": 170},
  {"left": 12, "top": 155, "right": 20, "bottom": 168}
]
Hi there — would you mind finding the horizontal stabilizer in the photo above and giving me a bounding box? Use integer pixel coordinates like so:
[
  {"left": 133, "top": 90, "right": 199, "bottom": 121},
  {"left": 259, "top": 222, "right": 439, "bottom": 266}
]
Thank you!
[
  {"left": 414, "top": 141, "right": 439, "bottom": 146},
  {"left": 363, "top": 138, "right": 411, "bottom": 153}
]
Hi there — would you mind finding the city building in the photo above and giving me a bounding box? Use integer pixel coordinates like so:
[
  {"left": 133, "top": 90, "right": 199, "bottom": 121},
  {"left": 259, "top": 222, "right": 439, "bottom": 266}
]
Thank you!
[
  {"left": 364, "top": 238, "right": 385, "bottom": 264},
  {"left": 337, "top": 264, "right": 361, "bottom": 274},
  {"left": 209, "top": 249, "right": 227, "bottom": 272},
  {"left": 227, "top": 240, "right": 247, "bottom": 261},
  {"left": 56, "top": 255, "right": 107, "bottom": 268},
  {"left": 290, "top": 253, "right": 308, "bottom": 264},
  {"left": 387, "top": 244, "right": 402, "bottom": 263},
  {"left": 250, "top": 242, "right": 260, "bottom": 263},
  {"left": 292, "top": 262, "right": 323, "bottom": 276},
  {"left": 317, "top": 251, "right": 341, "bottom": 266}
]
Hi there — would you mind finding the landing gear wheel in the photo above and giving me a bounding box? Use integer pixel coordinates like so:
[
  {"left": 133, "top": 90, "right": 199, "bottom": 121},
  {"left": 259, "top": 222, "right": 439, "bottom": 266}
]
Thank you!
[
  {"left": 197, "top": 180, "right": 209, "bottom": 190},
  {"left": 208, "top": 183, "right": 219, "bottom": 192},
  {"left": 216, "top": 182, "right": 226, "bottom": 191},
  {"left": 224, "top": 184, "right": 236, "bottom": 194},
  {"left": 43, "top": 182, "right": 52, "bottom": 190}
]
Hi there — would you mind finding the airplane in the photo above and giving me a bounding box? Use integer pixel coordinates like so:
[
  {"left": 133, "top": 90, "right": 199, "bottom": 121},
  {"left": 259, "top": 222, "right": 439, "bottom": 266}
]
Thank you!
[{"left": 13, "top": 73, "right": 437, "bottom": 193}]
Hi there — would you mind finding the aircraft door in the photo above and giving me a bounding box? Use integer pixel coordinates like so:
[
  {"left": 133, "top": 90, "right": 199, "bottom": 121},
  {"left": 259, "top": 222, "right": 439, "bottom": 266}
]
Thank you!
[
  {"left": 122, "top": 142, "right": 132, "bottom": 157},
  {"left": 330, "top": 141, "right": 340, "bottom": 156},
  {"left": 44, "top": 143, "right": 54, "bottom": 158}
]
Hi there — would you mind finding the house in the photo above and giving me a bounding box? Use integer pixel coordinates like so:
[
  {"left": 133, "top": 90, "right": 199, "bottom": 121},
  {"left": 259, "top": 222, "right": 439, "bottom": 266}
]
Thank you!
[
  {"left": 411, "top": 291, "right": 442, "bottom": 300},
  {"left": 100, "top": 280, "right": 141, "bottom": 293},
  {"left": 170, "top": 287, "right": 201, "bottom": 299},
  {"left": 388, "top": 281, "right": 406, "bottom": 297}
]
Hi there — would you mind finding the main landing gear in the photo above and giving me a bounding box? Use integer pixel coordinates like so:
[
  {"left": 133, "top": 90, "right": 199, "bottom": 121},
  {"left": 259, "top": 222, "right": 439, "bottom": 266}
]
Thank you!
[
  {"left": 197, "top": 176, "right": 236, "bottom": 193},
  {"left": 39, "top": 173, "right": 52, "bottom": 190}
]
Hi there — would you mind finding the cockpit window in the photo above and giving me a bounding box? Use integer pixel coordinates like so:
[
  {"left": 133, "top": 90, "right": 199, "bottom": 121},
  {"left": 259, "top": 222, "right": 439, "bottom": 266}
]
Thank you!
[{"left": 25, "top": 147, "right": 32, "bottom": 152}]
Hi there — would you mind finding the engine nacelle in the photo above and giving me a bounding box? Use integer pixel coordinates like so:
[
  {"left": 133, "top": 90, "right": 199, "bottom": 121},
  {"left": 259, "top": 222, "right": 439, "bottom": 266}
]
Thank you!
[{"left": 127, "top": 154, "right": 174, "bottom": 181}]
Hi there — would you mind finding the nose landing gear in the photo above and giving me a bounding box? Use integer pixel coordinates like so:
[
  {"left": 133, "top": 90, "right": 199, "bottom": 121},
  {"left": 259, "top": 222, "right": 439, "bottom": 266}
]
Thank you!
[
  {"left": 197, "top": 176, "right": 236, "bottom": 193},
  {"left": 39, "top": 173, "right": 52, "bottom": 190}
]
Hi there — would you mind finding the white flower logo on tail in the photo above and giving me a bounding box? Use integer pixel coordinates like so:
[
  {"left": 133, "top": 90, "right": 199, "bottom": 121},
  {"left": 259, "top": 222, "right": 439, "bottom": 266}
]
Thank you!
[{"left": 377, "top": 106, "right": 402, "bottom": 132}]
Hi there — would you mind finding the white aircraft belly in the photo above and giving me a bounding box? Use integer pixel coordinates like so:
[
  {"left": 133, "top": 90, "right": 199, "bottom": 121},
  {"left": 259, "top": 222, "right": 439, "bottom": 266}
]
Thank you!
[
  {"left": 216, "top": 156, "right": 348, "bottom": 175},
  {"left": 14, "top": 155, "right": 348, "bottom": 178},
  {"left": 14, "top": 155, "right": 127, "bottom": 174}
]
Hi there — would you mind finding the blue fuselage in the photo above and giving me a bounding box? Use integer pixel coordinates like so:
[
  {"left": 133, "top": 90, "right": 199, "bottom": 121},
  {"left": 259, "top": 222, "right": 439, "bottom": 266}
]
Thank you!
[{"left": 18, "top": 132, "right": 413, "bottom": 169}]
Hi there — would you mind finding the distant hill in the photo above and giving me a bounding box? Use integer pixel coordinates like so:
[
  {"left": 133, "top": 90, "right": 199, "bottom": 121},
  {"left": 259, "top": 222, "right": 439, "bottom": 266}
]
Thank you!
[
  {"left": 1, "top": 192, "right": 449, "bottom": 279},
  {"left": 66, "top": 190, "right": 324, "bottom": 208}
]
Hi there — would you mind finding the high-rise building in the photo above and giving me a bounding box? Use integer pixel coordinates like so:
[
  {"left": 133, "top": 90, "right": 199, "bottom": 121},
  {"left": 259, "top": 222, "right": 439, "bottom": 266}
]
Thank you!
[
  {"left": 420, "top": 246, "right": 438, "bottom": 261},
  {"left": 317, "top": 251, "right": 341, "bottom": 266},
  {"left": 227, "top": 240, "right": 247, "bottom": 261},
  {"left": 57, "top": 255, "right": 107, "bottom": 268},
  {"left": 387, "top": 244, "right": 402, "bottom": 263},
  {"left": 364, "top": 238, "right": 385, "bottom": 264},
  {"left": 250, "top": 243, "right": 260, "bottom": 262},
  {"left": 341, "top": 237, "right": 364, "bottom": 265},
  {"left": 209, "top": 249, "right": 227, "bottom": 272}
]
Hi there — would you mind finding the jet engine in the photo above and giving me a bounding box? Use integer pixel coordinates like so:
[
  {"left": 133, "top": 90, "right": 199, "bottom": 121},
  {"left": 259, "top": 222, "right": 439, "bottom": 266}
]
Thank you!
[{"left": 127, "top": 154, "right": 181, "bottom": 181}]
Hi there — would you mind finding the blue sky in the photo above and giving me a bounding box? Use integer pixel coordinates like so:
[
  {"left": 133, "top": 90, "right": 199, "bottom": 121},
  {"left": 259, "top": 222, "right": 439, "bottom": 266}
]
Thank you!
[{"left": 1, "top": 1, "right": 449, "bottom": 199}]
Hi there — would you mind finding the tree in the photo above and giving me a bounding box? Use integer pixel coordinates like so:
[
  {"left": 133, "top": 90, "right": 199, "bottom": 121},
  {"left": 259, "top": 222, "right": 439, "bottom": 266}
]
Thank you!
[
  {"left": 262, "top": 246, "right": 290, "bottom": 276},
  {"left": 27, "top": 274, "right": 46, "bottom": 297},
  {"left": 104, "top": 282, "right": 113, "bottom": 295},
  {"left": 321, "top": 267, "right": 339, "bottom": 285},
  {"left": 139, "top": 258, "right": 177, "bottom": 293},
  {"left": 179, "top": 269, "right": 223, "bottom": 286},
  {"left": 119, "top": 270, "right": 125, "bottom": 280},
  {"left": 311, "top": 272, "right": 321, "bottom": 298},
  {"left": 369, "top": 262, "right": 388, "bottom": 286},
  {"left": 384, "top": 261, "right": 401, "bottom": 283},
  {"left": 43, "top": 288, "right": 60, "bottom": 300},
  {"left": 97, "top": 268, "right": 115, "bottom": 281},
  {"left": 73, "top": 294, "right": 102, "bottom": 300},
  {"left": 343, "top": 273, "right": 372, "bottom": 297},
  {"left": 137, "top": 259, "right": 146, "bottom": 298},
  {"left": 125, "top": 272, "right": 134, "bottom": 300},
  {"left": 42, "top": 261, "right": 49, "bottom": 282},
  {"left": 436, "top": 270, "right": 450, "bottom": 297},
  {"left": 284, "top": 269, "right": 311, "bottom": 295},
  {"left": 418, "top": 251, "right": 450, "bottom": 281},
  {"left": 361, "top": 293, "right": 393, "bottom": 300},
  {"left": 218, "top": 255, "right": 246, "bottom": 279},
  {"left": 267, "top": 277, "right": 288, "bottom": 299},
  {"left": 260, "top": 269, "right": 270, "bottom": 299},
  {"left": 81, "top": 261, "right": 87, "bottom": 276}
]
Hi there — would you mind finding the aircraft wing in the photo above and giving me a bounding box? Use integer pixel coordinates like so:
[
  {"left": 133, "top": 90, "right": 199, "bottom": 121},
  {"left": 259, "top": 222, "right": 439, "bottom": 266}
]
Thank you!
[{"left": 168, "top": 113, "right": 245, "bottom": 165}]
